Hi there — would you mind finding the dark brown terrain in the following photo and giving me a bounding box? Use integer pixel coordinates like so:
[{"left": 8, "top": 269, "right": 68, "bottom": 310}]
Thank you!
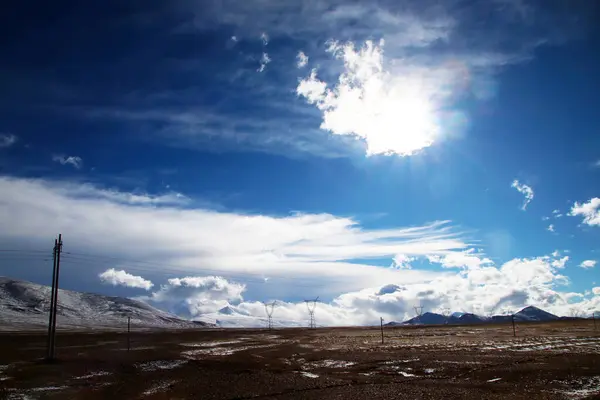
[{"left": 1, "top": 321, "right": 599, "bottom": 399}]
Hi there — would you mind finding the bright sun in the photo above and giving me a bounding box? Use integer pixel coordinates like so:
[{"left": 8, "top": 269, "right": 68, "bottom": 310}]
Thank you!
[{"left": 297, "top": 40, "right": 446, "bottom": 157}]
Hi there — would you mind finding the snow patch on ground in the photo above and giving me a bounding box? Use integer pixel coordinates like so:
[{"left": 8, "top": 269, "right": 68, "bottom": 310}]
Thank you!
[
  {"left": 180, "top": 340, "right": 243, "bottom": 348},
  {"left": 558, "top": 376, "right": 600, "bottom": 399},
  {"left": 74, "top": 371, "right": 111, "bottom": 379},
  {"left": 309, "top": 360, "right": 355, "bottom": 368},
  {"left": 424, "top": 368, "right": 435, "bottom": 374},
  {"left": 298, "top": 371, "right": 319, "bottom": 378},
  {"left": 383, "top": 358, "right": 420, "bottom": 365},
  {"left": 487, "top": 378, "right": 502, "bottom": 382},
  {"left": 399, "top": 371, "right": 417, "bottom": 377},
  {"left": 30, "top": 386, "right": 68, "bottom": 392},
  {"left": 136, "top": 360, "right": 188, "bottom": 372},
  {"left": 181, "top": 344, "right": 276, "bottom": 359},
  {"left": 142, "top": 380, "right": 178, "bottom": 396}
]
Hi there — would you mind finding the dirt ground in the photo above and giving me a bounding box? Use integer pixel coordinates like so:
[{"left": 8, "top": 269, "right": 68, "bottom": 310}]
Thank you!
[{"left": 1, "top": 320, "right": 599, "bottom": 399}]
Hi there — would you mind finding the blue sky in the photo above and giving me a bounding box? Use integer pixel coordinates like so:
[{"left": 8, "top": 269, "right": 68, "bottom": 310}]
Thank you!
[{"left": 1, "top": 0, "right": 599, "bottom": 324}]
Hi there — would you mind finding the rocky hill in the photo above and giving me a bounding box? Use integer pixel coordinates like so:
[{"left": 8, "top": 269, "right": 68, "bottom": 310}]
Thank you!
[{"left": 0, "top": 277, "right": 212, "bottom": 331}]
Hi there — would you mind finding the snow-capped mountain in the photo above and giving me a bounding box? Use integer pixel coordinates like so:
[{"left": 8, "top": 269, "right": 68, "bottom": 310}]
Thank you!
[
  {"left": 384, "top": 306, "right": 561, "bottom": 326},
  {"left": 0, "top": 277, "right": 211, "bottom": 330},
  {"left": 195, "top": 304, "right": 306, "bottom": 328},
  {"left": 514, "top": 306, "right": 558, "bottom": 321}
]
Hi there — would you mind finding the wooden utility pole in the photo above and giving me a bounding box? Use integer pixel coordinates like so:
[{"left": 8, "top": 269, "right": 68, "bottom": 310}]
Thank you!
[
  {"left": 127, "top": 316, "right": 131, "bottom": 352},
  {"left": 511, "top": 314, "right": 516, "bottom": 337},
  {"left": 380, "top": 317, "right": 384, "bottom": 344},
  {"left": 46, "top": 238, "right": 58, "bottom": 360},
  {"left": 48, "top": 234, "right": 62, "bottom": 360}
]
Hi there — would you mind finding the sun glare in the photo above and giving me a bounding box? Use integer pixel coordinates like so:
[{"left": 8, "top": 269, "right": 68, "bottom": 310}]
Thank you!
[{"left": 297, "top": 40, "right": 448, "bottom": 157}]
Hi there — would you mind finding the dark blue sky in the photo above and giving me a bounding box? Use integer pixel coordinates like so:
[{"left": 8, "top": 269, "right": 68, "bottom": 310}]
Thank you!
[{"left": 1, "top": 0, "right": 599, "bottom": 322}]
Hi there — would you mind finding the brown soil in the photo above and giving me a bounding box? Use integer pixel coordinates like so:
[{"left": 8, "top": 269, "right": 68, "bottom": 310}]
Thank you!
[{"left": 1, "top": 320, "right": 599, "bottom": 399}]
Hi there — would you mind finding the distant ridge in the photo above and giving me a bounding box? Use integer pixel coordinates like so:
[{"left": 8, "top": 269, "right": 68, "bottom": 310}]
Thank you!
[
  {"left": 0, "top": 276, "right": 212, "bottom": 331},
  {"left": 385, "top": 306, "right": 561, "bottom": 326}
]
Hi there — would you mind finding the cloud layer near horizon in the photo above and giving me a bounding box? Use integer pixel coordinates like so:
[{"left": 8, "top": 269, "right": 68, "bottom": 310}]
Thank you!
[
  {"left": 0, "top": 176, "right": 466, "bottom": 295},
  {"left": 136, "top": 250, "right": 600, "bottom": 325}
]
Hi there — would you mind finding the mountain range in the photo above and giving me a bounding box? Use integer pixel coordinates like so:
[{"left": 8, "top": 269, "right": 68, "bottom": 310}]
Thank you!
[
  {"left": 385, "top": 306, "right": 561, "bottom": 326},
  {"left": 0, "top": 277, "right": 212, "bottom": 331}
]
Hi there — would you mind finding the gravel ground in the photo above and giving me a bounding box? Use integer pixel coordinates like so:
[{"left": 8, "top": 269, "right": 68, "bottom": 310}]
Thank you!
[{"left": 0, "top": 321, "right": 599, "bottom": 399}]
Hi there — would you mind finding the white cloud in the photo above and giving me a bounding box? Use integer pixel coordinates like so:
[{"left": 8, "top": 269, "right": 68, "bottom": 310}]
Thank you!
[
  {"left": 296, "top": 51, "right": 308, "bottom": 68},
  {"left": 231, "top": 35, "right": 238, "bottom": 42},
  {"left": 591, "top": 160, "right": 600, "bottom": 168},
  {"left": 391, "top": 254, "right": 414, "bottom": 269},
  {"left": 143, "top": 250, "right": 596, "bottom": 324},
  {"left": 427, "top": 249, "right": 493, "bottom": 269},
  {"left": 580, "top": 260, "right": 596, "bottom": 269},
  {"left": 52, "top": 154, "right": 83, "bottom": 169},
  {"left": 297, "top": 40, "right": 457, "bottom": 156},
  {"left": 547, "top": 224, "right": 555, "bottom": 232},
  {"left": 552, "top": 209, "right": 563, "bottom": 218},
  {"left": 99, "top": 268, "right": 154, "bottom": 290},
  {"left": 260, "top": 32, "right": 269, "bottom": 45},
  {"left": 145, "top": 276, "right": 245, "bottom": 316},
  {"left": 257, "top": 52, "right": 271, "bottom": 72},
  {"left": 0, "top": 133, "right": 17, "bottom": 148},
  {"left": 593, "top": 287, "right": 600, "bottom": 296},
  {"left": 570, "top": 198, "right": 600, "bottom": 227},
  {"left": 511, "top": 180, "right": 534, "bottom": 210},
  {"left": 0, "top": 177, "right": 468, "bottom": 297}
]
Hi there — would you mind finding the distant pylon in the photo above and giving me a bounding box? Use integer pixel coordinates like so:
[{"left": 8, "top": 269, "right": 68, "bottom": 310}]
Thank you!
[
  {"left": 305, "top": 297, "right": 319, "bottom": 329},
  {"left": 263, "top": 301, "right": 277, "bottom": 330},
  {"left": 414, "top": 304, "right": 424, "bottom": 319}
]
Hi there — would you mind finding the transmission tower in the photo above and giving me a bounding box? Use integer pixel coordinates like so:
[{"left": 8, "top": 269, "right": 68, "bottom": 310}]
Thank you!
[
  {"left": 305, "top": 297, "right": 319, "bottom": 329},
  {"left": 263, "top": 301, "right": 277, "bottom": 330},
  {"left": 413, "top": 304, "right": 424, "bottom": 321}
]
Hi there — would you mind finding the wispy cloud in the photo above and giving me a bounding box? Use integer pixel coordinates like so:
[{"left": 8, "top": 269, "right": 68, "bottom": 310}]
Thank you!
[
  {"left": 0, "top": 177, "right": 467, "bottom": 296},
  {"left": 62, "top": 1, "right": 592, "bottom": 159},
  {"left": 0, "top": 133, "right": 17, "bottom": 148},
  {"left": 52, "top": 154, "right": 83, "bottom": 169},
  {"left": 591, "top": 160, "right": 600, "bottom": 168},
  {"left": 570, "top": 198, "right": 600, "bottom": 227},
  {"left": 580, "top": 260, "right": 596, "bottom": 269},
  {"left": 511, "top": 180, "right": 534, "bottom": 210},
  {"left": 547, "top": 224, "right": 555, "bottom": 232},
  {"left": 257, "top": 52, "right": 271, "bottom": 72},
  {"left": 296, "top": 51, "right": 308, "bottom": 68},
  {"left": 260, "top": 32, "right": 269, "bottom": 46},
  {"left": 99, "top": 268, "right": 154, "bottom": 290}
]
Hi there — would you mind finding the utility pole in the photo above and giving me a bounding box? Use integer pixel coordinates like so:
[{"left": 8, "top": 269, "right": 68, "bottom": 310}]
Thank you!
[
  {"left": 304, "top": 297, "right": 319, "bottom": 329},
  {"left": 511, "top": 314, "right": 516, "bottom": 338},
  {"left": 380, "top": 317, "right": 384, "bottom": 344},
  {"left": 127, "top": 316, "right": 131, "bottom": 352},
  {"left": 46, "top": 238, "right": 58, "bottom": 361},
  {"left": 48, "top": 234, "right": 63, "bottom": 360},
  {"left": 263, "top": 301, "right": 277, "bottom": 330}
]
